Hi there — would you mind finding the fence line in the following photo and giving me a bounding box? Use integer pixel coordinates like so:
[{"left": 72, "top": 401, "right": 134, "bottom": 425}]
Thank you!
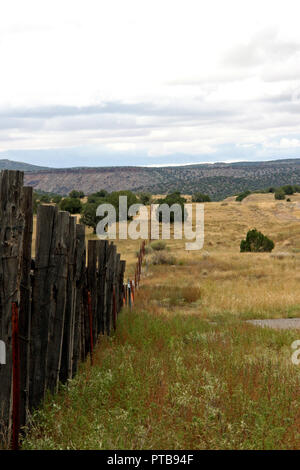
[{"left": 0, "top": 170, "right": 129, "bottom": 448}]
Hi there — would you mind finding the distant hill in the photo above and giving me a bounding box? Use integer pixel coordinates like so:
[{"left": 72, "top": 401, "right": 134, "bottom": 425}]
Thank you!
[
  {"left": 0, "top": 159, "right": 49, "bottom": 172},
  {"left": 2, "top": 157, "right": 300, "bottom": 200}
]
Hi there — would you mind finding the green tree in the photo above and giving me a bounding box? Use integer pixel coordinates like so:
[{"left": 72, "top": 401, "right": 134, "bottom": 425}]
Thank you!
[
  {"left": 69, "top": 190, "right": 85, "bottom": 199},
  {"left": 192, "top": 192, "right": 211, "bottom": 202},
  {"left": 156, "top": 192, "right": 187, "bottom": 223},
  {"left": 80, "top": 203, "right": 101, "bottom": 233},
  {"left": 236, "top": 190, "right": 251, "bottom": 202},
  {"left": 138, "top": 192, "right": 152, "bottom": 205},
  {"left": 60, "top": 197, "right": 82, "bottom": 214},
  {"left": 39, "top": 194, "right": 51, "bottom": 203},
  {"left": 94, "top": 190, "right": 108, "bottom": 198},
  {"left": 240, "top": 229, "right": 274, "bottom": 252},
  {"left": 52, "top": 195, "right": 62, "bottom": 204},
  {"left": 106, "top": 190, "right": 138, "bottom": 220},
  {"left": 281, "top": 185, "right": 294, "bottom": 195}
]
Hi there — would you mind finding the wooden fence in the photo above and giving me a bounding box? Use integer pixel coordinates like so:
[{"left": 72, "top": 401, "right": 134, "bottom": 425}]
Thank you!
[{"left": 0, "top": 170, "right": 126, "bottom": 448}]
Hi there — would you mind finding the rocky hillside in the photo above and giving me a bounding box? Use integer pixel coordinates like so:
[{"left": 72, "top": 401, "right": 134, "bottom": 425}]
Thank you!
[{"left": 2, "top": 158, "right": 300, "bottom": 200}]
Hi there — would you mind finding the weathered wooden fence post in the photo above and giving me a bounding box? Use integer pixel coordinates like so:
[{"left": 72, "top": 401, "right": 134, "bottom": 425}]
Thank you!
[
  {"left": 97, "top": 240, "right": 108, "bottom": 336},
  {"left": 0, "top": 171, "right": 25, "bottom": 443},
  {"left": 19, "top": 186, "right": 33, "bottom": 427},
  {"left": 119, "top": 261, "right": 126, "bottom": 311},
  {"left": 105, "top": 244, "right": 116, "bottom": 335},
  {"left": 30, "top": 204, "right": 57, "bottom": 409},
  {"left": 87, "top": 240, "right": 98, "bottom": 345},
  {"left": 0, "top": 172, "right": 127, "bottom": 445},
  {"left": 60, "top": 215, "right": 77, "bottom": 383},
  {"left": 72, "top": 224, "right": 86, "bottom": 376}
]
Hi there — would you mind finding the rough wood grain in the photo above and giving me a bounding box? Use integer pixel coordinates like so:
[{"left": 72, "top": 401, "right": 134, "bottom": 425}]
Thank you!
[
  {"left": 72, "top": 224, "right": 86, "bottom": 375},
  {"left": 59, "top": 215, "right": 76, "bottom": 383},
  {"left": 87, "top": 240, "right": 98, "bottom": 345},
  {"left": 97, "top": 240, "right": 108, "bottom": 336},
  {"left": 19, "top": 186, "right": 33, "bottom": 427},
  {"left": 29, "top": 205, "right": 58, "bottom": 409},
  {"left": 0, "top": 171, "right": 25, "bottom": 441},
  {"left": 46, "top": 211, "right": 69, "bottom": 392}
]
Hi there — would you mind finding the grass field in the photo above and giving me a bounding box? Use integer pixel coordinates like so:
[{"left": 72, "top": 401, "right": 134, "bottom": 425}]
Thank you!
[{"left": 23, "top": 195, "right": 300, "bottom": 449}]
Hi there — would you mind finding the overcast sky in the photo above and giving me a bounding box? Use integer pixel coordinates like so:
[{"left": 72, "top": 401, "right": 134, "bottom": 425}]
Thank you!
[{"left": 1, "top": 0, "right": 300, "bottom": 167}]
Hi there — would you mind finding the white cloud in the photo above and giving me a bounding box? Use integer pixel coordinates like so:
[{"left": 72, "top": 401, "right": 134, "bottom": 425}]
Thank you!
[{"left": 1, "top": 0, "right": 300, "bottom": 165}]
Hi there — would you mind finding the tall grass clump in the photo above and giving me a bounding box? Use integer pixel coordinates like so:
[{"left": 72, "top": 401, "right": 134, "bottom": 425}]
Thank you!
[{"left": 150, "top": 241, "right": 167, "bottom": 251}]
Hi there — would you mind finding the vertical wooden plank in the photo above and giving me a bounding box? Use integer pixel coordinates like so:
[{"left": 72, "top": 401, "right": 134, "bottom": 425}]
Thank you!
[
  {"left": 59, "top": 215, "right": 76, "bottom": 383},
  {"left": 105, "top": 244, "right": 117, "bottom": 336},
  {"left": 29, "top": 204, "right": 58, "bottom": 410},
  {"left": 97, "top": 240, "right": 108, "bottom": 336},
  {"left": 87, "top": 240, "right": 98, "bottom": 345},
  {"left": 119, "top": 261, "right": 126, "bottom": 312},
  {"left": 0, "top": 170, "right": 24, "bottom": 443},
  {"left": 72, "top": 224, "right": 86, "bottom": 376},
  {"left": 115, "top": 254, "right": 120, "bottom": 315},
  {"left": 45, "top": 211, "right": 69, "bottom": 392},
  {"left": 19, "top": 186, "right": 33, "bottom": 427}
]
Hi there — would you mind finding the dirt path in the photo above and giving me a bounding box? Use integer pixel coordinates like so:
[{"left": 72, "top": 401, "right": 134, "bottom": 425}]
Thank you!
[{"left": 247, "top": 318, "right": 300, "bottom": 330}]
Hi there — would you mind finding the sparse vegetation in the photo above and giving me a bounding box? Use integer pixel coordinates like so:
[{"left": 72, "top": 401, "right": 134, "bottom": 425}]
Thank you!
[
  {"left": 236, "top": 190, "right": 251, "bottom": 202},
  {"left": 240, "top": 229, "right": 274, "bottom": 253},
  {"left": 150, "top": 252, "right": 176, "bottom": 265},
  {"left": 192, "top": 192, "right": 211, "bottom": 202},
  {"left": 150, "top": 241, "right": 167, "bottom": 251},
  {"left": 275, "top": 189, "right": 286, "bottom": 200}
]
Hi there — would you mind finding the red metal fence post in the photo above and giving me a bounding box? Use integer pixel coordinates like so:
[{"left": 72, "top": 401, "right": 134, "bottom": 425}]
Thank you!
[{"left": 11, "top": 302, "right": 20, "bottom": 451}]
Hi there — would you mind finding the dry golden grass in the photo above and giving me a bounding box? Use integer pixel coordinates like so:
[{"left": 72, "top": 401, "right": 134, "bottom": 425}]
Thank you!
[{"left": 106, "top": 197, "right": 300, "bottom": 320}]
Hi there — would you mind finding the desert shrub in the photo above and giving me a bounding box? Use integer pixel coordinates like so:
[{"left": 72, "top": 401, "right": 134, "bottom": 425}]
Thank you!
[
  {"left": 150, "top": 252, "right": 176, "bottom": 265},
  {"left": 240, "top": 229, "right": 274, "bottom": 253},
  {"left": 180, "top": 286, "right": 201, "bottom": 303},
  {"left": 281, "top": 185, "right": 294, "bottom": 195},
  {"left": 287, "top": 198, "right": 291, "bottom": 202},
  {"left": 235, "top": 190, "right": 251, "bottom": 202},
  {"left": 152, "top": 285, "right": 201, "bottom": 306},
  {"left": 144, "top": 245, "right": 153, "bottom": 255},
  {"left": 192, "top": 192, "right": 211, "bottom": 202},
  {"left": 274, "top": 189, "right": 285, "bottom": 200},
  {"left": 150, "top": 241, "right": 167, "bottom": 251}
]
